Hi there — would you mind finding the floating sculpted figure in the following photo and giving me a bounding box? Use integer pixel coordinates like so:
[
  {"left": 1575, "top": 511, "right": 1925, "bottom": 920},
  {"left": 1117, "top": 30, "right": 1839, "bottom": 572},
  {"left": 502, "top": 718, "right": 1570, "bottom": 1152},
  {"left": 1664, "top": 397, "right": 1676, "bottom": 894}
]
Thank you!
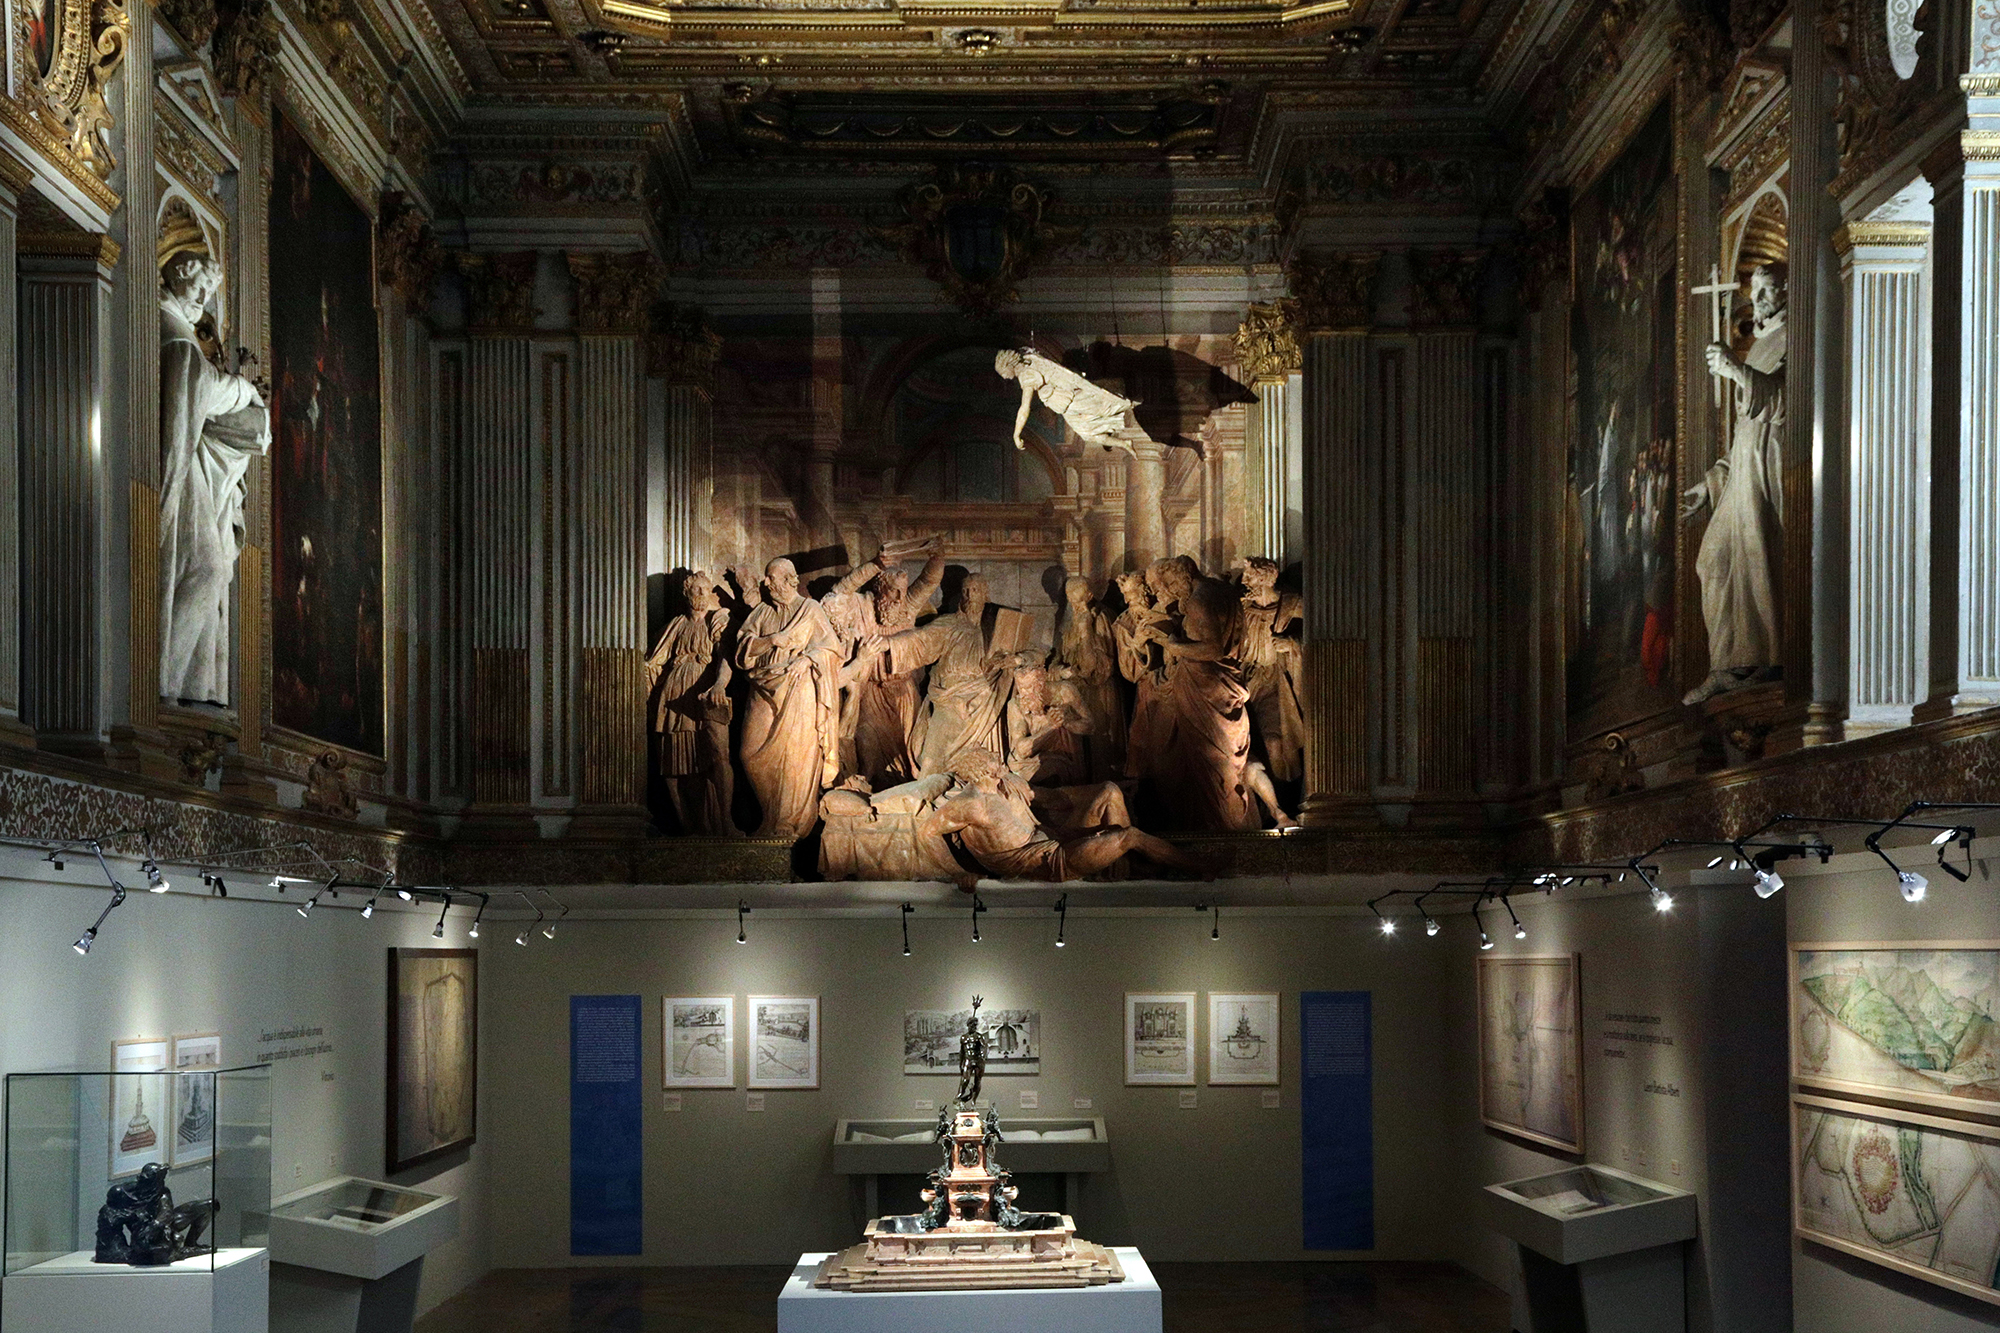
[
  {"left": 885, "top": 574, "right": 1012, "bottom": 778},
  {"left": 924, "top": 748, "right": 1195, "bottom": 881},
  {"left": 1111, "top": 570, "right": 1170, "bottom": 780},
  {"left": 1682, "top": 262, "right": 1786, "bottom": 705},
  {"left": 646, "top": 571, "right": 736, "bottom": 835},
  {"left": 1238, "top": 557, "right": 1305, "bottom": 784},
  {"left": 94, "top": 1163, "right": 215, "bottom": 1267},
  {"left": 993, "top": 347, "right": 1145, "bottom": 455},
  {"left": 734, "top": 557, "right": 843, "bottom": 839},
  {"left": 1054, "top": 574, "right": 1124, "bottom": 780},
  {"left": 159, "top": 252, "right": 272, "bottom": 704}
]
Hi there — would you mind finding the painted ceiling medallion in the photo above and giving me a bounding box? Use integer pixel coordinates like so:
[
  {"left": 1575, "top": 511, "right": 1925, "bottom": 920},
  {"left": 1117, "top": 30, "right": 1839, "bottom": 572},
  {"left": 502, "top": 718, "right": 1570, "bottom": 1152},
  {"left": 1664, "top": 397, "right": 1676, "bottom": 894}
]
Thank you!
[{"left": 876, "top": 163, "right": 1073, "bottom": 317}]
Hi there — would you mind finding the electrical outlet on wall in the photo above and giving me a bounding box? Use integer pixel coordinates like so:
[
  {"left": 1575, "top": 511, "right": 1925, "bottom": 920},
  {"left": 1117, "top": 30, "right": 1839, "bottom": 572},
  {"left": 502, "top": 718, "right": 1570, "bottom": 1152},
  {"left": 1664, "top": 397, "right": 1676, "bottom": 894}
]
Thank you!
[
  {"left": 327, "top": 1153, "right": 335, "bottom": 1170},
  {"left": 663, "top": 1093, "right": 682, "bottom": 1112},
  {"left": 293, "top": 1162, "right": 303, "bottom": 1180},
  {"left": 1669, "top": 1159, "right": 1682, "bottom": 1177}
]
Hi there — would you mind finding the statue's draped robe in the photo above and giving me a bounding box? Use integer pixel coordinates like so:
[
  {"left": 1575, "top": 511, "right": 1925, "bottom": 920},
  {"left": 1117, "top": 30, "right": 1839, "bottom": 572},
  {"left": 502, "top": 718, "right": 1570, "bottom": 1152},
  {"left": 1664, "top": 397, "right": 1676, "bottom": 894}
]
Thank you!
[
  {"left": 1021, "top": 353, "right": 1138, "bottom": 446},
  {"left": 646, "top": 606, "right": 732, "bottom": 833},
  {"left": 1157, "top": 650, "right": 1261, "bottom": 831},
  {"left": 1111, "top": 608, "right": 1167, "bottom": 779},
  {"left": 845, "top": 554, "right": 942, "bottom": 787},
  {"left": 158, "top": 308, "right": 270, "bottom": 703},
  {"left": 735, "top": 594, "right": 842, "bottom": 839},
  {"left": 1240, "top": 590, "right": 1305, "bottom": 782},
  {"left": 889, "top": 612, "right": 1009, "bottom": 777},
  {"left": 1056, "top": 606, "right": 1125, "bottom": 780},
  {"left": 1695, "top": 323, "right": 1786, "bottom": 673}
]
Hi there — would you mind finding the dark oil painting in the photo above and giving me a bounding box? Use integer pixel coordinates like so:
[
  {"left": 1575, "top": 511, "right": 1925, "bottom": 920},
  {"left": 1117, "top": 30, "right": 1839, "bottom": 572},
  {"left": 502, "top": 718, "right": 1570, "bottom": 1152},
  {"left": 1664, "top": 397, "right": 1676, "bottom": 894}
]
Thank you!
[
  {"left": 1567, "top": 100, "right": 1677, "bottom": 736},
  {"left": 269, "top": 109, "right": 384, "bottom": 755}
]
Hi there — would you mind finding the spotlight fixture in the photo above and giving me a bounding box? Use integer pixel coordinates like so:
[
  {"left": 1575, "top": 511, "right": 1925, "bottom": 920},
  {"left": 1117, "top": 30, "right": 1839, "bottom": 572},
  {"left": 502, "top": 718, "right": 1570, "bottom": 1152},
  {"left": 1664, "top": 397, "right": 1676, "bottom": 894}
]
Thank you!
[
  {"left": 971, "top": 895, "right": 985, "bottom": 944},
  {"left": 433, "top": 895, "right": 451, "bottom": 939},
  {"left": 737, "top": 900, "right": 750, "bottom": 944},
  {"left": 396, "top": 888, "right": 414, "bottom": 902},
  {"left": 1380, "top": 916, "right": 1397, "bottom": 936},
  {"left": 73, "top": 931, "right": 96, "bottom": 955},
  {"left": 542, "top": 905, "right": 565, "bottom": 940},
  {"left": 1479, "top": 930, "right": 1494, "bottom": 950},
  {"left": 901, "top": 903, "right": 913, "bottom": 956},
  {"left": 1899, "top": 870, "right": 1928, "bottom": 903},
  {"left": 297, "top": 892, "right": 319, "bottom": 918},
  {"left": 1503, "top": 898, "right": 1526, "bottom": 940},
  {"left": 1425, "top": 914, "right": 1440, "bottom": 937},
  {"left": 1053, "top": 894, "right": 1068, "bottom": 948},
  {"left": 1931, "top": 827, "right": 1957, "bottom": 846},
  {"left": 361, "top": 896, "right": 377, "bottom": 920},
  {"left": 1705, "top": 856, "right": 1723, "bottom": 869},
  {"left": 514, "top": 929, "right": 531, "bottom": 947},
  {"left": 1650, "top": 885, "right": 1675, "bottom": 912},
  {"left": 142, "top": 858, "right": 168, "bottom": 893},
  {"left": 210, "top": 874, "right": 228, "bottom": 897},
  {"left": 1515, "top": 922, "right": 1528, "bottom": 939},
  {"left": 1210, "top": 904, "right": 1220, "bottom": 941},
  {"left": 45, "top": 850, "right": 65, "bottom": 872},
  {"left": 469, "top": 898, "right": 485, "bottom": 940},
  {"left": 72, "top": 882, "right": 128, "bottom": 957},
  {"left": 1753, "top": 868, "right": 1783, "bottom": 898}
]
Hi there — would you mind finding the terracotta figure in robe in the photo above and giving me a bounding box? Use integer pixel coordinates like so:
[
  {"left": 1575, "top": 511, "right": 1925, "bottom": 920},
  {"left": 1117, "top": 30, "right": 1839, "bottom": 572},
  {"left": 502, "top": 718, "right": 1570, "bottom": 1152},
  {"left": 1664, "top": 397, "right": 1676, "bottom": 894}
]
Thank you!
[
  {"left": 734, "top": 557, "right": 843, "bottom": 839},
  {"left": 645, "top": 571, "right": 736, "bottom": 835},
  {"left": 1153, "top": 576, "right": 1288, "bottom": 831},
  {"left": 924, "top": 748, "right": 1194, "bottom": 882},
  {"left": 1054, "top": 574, "right": 1124, "bottom": 780},
  {"left": 1110, "top": 570, "right": 1170, "bottom": 779},
  {"left": 885, "top": 573, "right": 1011, "bottom": 778},
  {"left": 1238, "top": 557, "right": 1306, "bottom": 783},
  {"left": 838, "top": 540, "right": 945, "bottom": 787}
]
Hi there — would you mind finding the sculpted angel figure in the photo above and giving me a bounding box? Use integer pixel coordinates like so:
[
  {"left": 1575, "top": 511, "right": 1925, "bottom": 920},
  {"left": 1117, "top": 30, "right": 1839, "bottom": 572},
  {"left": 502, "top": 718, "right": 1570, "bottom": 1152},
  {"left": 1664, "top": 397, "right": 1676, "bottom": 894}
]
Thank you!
[
  {"left": 159, "top": 253, "right": 272, "bottom": 704},
  {"left": 993, "top": 348, "right": 1143, "bottom": 455},
  {"left": 734, "top": 557, "right": 843, "bottom": 839},
  {"left": 646, "top": 572, "right": 736, "bottom": 835},
  {"left": 1153, "top": 575, "right": 1294, "bottom": 831}
]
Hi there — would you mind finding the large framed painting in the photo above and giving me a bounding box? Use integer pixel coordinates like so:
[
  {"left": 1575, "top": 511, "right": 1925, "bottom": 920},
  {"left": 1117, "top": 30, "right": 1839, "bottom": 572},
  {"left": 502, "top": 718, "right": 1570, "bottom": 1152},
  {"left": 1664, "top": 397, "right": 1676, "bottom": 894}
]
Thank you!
[
  {"left": 1478, "top": 955, "right": 1584, "bottom": 1153},
  {"left": 386, "top": 948, "right": 477, "bottom": 1172},
  {"left": 1792, "top": 942, "right": 2000, "bottom": 1116},
  {"left": 1794, "top": 1095, "right": 2000, "bottom": 1309},
  {"left": 1566, "top": 97, "right": 1680, "bottom": 736},
  {"left": 269, "top": 107, "right": 384, "bottom": 756}
]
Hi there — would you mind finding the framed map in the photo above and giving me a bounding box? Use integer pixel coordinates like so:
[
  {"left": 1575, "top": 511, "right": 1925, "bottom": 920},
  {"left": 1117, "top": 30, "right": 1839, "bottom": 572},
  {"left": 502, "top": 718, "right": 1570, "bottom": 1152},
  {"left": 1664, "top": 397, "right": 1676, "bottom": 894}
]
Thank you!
[
  {"left": 905, "top": 1007, "right": 1040, "bottom": 1076},
  {"left": 1126, "top": 992, "right": 1195, "bottom": 1086},
  {"left": 1208, "top": 993, "right": 1280, "bottom": 1085},
  {"left": 1793, "top": 942, "right": 2000, "bottom": 1116},
  {"left": 1477, "top": 955, "right": 1583, "bottom": 1153},
  {"left": 109, "top": 1037, "right": 169, "bottom": 1178},
  {"left": 386, "top": 948, "right": 478, "bottom": 1172},
  {"left": 1794, "top": 1094, "right": 2000, "bottom": 1308},
  {"left": 664, "top": 997, "right": 734, "bottom": 1089},
  {"left": 748, "top": 996, "right": 819, "bottom": 1090}
]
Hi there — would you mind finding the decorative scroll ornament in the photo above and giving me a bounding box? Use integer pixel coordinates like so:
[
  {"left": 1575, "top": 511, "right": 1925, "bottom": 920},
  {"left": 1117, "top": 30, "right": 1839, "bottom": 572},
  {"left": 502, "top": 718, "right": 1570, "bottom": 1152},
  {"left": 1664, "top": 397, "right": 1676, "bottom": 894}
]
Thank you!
[
  {"left": 27, "top": 0, "right": 131, "bottom": 179},
  {"left": 455, "top": 251, "right": 540, "bottom": 329},
  {"left": 1233, "top": 299, "right": 1302, "bottom": 382},
  {"left": 377, "top": 192, "right": 442, "bottom": 307},
  {"left": 875, "top": 164, "right": 1071, "bottom": 317},
  {"left": 157, "top": 0, "right": 219, "bottom": 50},
  {"left": 647, "top": 304, "right": 723, "bottom": 393},
  {"left": 213, "top": 0, "right": 282, "bottom": 99},
  {"left": 1516, "top": 187, "right": 1570, "bottom": 312},
  {"left": 1407, "top": 248, "right": 1487, "bottom": 327},
  {"left": 1667, "top": 0, "right": 1733, "bottom": 88},
  {"left": 1819, "top": 0, "right": 1925, "bottom": 181},
  {"left": 1286, "top": 252, "right": 1381, "bottom": 331},
  {"left": 567, "top": 252, "right": 661, "bottom": 334}
]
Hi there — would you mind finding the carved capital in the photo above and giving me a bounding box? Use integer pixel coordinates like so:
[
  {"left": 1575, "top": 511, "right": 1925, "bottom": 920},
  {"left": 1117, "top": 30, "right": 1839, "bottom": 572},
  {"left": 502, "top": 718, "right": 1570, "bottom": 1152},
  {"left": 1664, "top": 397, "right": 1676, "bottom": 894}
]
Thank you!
[
  {"left": 1517, "top": 187, "right": 1570, "bottom": 312},
  {"left": 1287, "top": 252, "right": 1382, "bottom": 332},
  {"left": 567, "top": 251, "right": 660, "bottom": 334},
  {"left": 377, "top": 191, "right": 441, "bottom": 307},
  {"left": 456, "top": 251, "right": 540, "bottom": 331},
  {"left": 1233, "top": 298, "right": 1302, "bottom": 381},
  {"left": 212, "top": 0, "right": 282, "bottom": 100},
  {"left": 1407, "top": 248, "right": 1487, "bottom": 328},
  {"left": 647, "top": 304, "right": 722, "bottom": 392},
  {"left": 157, "top": 0, "right": 219, "bottom": 49}
]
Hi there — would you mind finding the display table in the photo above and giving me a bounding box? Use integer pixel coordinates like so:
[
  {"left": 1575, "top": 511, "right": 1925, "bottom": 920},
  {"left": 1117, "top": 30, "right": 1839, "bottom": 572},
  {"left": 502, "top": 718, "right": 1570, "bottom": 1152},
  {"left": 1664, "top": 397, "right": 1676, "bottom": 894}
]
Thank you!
[
  {"left": 1482, "top": 1164, "right": 1697, "bottom": 1333},
  {"left": 778, "top": 1247, "right": 1160, "bottom": 1333},
  {"left": 263, "top": 1177, "right": 459, "bottom": 1333},
  {"left": 0, "top": 1246, "right": 269, "bottom": 1333}
]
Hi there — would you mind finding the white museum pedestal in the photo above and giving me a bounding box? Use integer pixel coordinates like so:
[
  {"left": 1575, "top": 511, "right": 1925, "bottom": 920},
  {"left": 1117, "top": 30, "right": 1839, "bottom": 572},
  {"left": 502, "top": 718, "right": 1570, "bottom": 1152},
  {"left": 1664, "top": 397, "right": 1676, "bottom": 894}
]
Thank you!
[
  {"left": 264, "top": 1177, "right": 461, "bottom": 1333},
  {"left": 777, "top": 1248, "right": 1161, "bottom": 1333},
  {"left": 0, "top": 1246, "right": 269, "bottom": 1333},
  {"left": 1482, "top": 1165, "right": 1698, "bottom": 1333}
]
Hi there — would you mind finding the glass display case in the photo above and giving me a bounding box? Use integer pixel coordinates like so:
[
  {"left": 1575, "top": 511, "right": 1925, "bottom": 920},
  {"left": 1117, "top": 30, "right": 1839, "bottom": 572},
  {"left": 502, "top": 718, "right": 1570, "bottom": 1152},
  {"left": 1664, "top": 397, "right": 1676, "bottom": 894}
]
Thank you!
[
  {"left": 3, "top": 1064, "right": 272, "bottom": 1277},
  {"left": 266, "top": 1176, "right": 459, "bottom": 1281},
  {"left": 1482, "top": 1164, "right": 1697, "bottom": 1333}
]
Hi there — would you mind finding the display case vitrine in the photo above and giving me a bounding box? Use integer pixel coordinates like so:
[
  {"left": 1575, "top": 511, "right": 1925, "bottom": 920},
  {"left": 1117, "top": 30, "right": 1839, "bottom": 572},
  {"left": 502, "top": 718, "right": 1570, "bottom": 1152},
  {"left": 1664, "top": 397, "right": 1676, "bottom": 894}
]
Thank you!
[
  {"left": 266, "top": 1177, "right": 459, "bottom": 1333},
  {"left": 3, "top": 1065, "right": 272, "bottom": 1333},
  {"left": 1482, "top": 1164, "right": 1696, "bottom": 1333}
]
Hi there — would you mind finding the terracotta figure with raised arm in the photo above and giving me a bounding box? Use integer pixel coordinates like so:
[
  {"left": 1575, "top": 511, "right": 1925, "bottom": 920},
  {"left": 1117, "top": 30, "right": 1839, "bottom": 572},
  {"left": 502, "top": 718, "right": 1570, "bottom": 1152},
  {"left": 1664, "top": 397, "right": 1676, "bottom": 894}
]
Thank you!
[{"left": 734, "top": 557, "right": 843, "bottom": 839}]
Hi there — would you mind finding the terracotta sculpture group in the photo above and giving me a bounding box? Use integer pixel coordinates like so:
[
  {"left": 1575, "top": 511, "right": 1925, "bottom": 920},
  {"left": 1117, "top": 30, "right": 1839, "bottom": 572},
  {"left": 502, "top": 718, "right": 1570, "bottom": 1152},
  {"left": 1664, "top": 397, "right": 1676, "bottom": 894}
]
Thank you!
[{"left": 645, "top": 539, "right": 1305, "bottom": 882}]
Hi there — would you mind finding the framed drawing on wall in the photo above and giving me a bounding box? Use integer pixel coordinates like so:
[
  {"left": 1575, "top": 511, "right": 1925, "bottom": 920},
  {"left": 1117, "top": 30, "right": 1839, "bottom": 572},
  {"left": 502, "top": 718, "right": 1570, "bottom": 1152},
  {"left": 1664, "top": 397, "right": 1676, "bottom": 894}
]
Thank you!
[
  {"left": 387, "top": 948, "right": 478, "bottom": 1172},
  {"left": 748, "top": 996, "right": 819, "bottom": 1090},
  {"left": 1794, "top": 1093, "right": 2000, "bottom": 1309},
  {"left": 664, "top": 996, "right": 735, "bottom": 1088},
  {"left": 905, "top": 1007, "right": 1041, "bottom": 1076},
  {"left": 1477, "top": 954, "right": 1584, "bottom": 1153},
  {"left": 169, "top": 1032, "right": 221, "bottom": 1167},
  {"left": 1792, "top": 941, "right": 2000, "bottom": 1117},
  {"left": 110, "top": 1037, "right": 170, "bottom": 1178},
  {"left": 1125, "top": 992, "right": 1196, "bottom": 1086},
  {"left": 1208, "top": 993, "right": 1280, "bottom": 1085}
]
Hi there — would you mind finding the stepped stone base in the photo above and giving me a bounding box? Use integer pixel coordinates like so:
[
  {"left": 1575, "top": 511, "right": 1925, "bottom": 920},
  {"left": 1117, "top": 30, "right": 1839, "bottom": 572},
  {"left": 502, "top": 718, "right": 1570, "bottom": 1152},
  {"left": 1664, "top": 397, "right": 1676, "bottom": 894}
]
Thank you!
[{"left": 814, "top": 1217, "right": 1125, "bottom": 1292}]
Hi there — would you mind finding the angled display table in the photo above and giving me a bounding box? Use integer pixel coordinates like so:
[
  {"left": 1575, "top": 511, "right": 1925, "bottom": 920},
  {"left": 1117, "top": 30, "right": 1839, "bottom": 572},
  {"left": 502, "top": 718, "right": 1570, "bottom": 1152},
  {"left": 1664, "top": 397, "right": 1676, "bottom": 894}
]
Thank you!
[
  {"left": 832, "top": 1117, "right": 1110, "bottom": 1226},
  {"left": 1482, "top": 1164, "right": 1697, "bottom": 1333},
  {"left": 778, "top": 1247, "right": 1160, "bottom": 1333},
  {"left": 263, "top": 1177, "right": 459, "bottom": 1333}
]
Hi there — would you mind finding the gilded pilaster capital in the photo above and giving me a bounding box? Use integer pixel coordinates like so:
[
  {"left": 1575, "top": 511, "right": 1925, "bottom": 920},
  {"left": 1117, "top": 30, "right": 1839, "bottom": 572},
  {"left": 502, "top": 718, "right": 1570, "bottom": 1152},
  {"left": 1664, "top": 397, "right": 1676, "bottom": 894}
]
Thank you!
[
  {"left": 1287, "top": 252, "right": 1381, "bottom": 332},
  {"left": 1234, "top": 298, "right": 1302, "bottom": 382}
]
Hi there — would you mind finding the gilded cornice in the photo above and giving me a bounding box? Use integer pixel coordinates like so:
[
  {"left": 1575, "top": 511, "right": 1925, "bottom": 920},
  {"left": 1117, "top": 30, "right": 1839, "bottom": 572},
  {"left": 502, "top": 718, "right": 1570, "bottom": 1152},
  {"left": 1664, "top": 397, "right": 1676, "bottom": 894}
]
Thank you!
[
  {"left": 1964, "top": 129, "right": 2000, "bottom": 161},
  {"left": 1830, "top": 220, "right": 1930, "bottom": 251}
]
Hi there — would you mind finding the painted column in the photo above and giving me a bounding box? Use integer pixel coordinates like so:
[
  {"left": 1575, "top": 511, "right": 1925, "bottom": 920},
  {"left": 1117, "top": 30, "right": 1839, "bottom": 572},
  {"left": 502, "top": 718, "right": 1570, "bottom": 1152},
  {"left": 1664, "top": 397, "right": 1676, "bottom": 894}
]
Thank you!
[
  {"left": 1124, "top": 440, "right": 1168, "bottom": 571},
  {"left": 1234, "top": 298, "right": 1302, "bottom": 564},
  {"left": 568, "top": 252, "right": 655, "bottom": 831},
  {"left": 1291, "top": 253, "right": 1380, "bottom": 825},
  {"left": 1837, "top": 205, "right": 1932, "bottom": 733},
  {"left": 0, "top": 154, "right": 28, "bottom": 743},
  {"left": 17, "top": 235, "right": 119, "bottom": 751}
]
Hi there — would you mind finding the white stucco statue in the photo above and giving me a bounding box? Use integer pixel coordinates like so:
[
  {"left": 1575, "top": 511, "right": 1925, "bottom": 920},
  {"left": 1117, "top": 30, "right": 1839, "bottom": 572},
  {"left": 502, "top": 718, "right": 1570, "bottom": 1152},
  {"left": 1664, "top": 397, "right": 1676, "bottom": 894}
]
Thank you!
[
  {"left": 993, "top": 347, "right": 1146, "bottom": 455},
  {"left": 1681, "top": 262, "right": 1786, "bottom": 705},
  {"left": 159, "top": 253, "right": 271, "bottom": 705}
]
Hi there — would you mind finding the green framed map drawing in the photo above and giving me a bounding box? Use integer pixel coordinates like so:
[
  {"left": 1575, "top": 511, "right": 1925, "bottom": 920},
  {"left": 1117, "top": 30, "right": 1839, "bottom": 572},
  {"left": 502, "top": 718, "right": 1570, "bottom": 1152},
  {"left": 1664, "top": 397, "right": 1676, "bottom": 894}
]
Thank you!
[
  {"left": 1477, "top": 955, "right": 1583, "bottom": 1153},
  {"left": 1792, "top": 943, "right": 2000, "bottom": 1116},
  {"left": 1794, "top": 1094, "right": 2000, "bottom": 1309}
]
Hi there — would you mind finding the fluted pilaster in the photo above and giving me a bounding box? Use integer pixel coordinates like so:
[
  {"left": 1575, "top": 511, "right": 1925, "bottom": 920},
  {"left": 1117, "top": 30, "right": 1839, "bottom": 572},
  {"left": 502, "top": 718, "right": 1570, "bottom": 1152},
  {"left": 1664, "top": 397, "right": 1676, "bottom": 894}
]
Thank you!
[
  {"left": 650, "top": 306, "right": 721, "bottom": 577},
  {"left": 1949, "top": 131, "right": 2000, "bottom": 707},
  {"left": 1838, "top": 218, "right": 1931, "bottom": 733},
  {"left": 118, "top": 14, "right": 159, "bottom": 738},
  {"left": 1235, "top": 298, "right": 1302, "bottom": 564},
  {"left": 1411, "top": 327, "right": 1480, "bottom": 797},
  {"left": 576, "top": 334, "right": 647, "bottom": 823},
  {"left": 1300, "top": 330, "right": 1373, "bottom": 819},
  {"left": 0, "top": 157, "right": 26, "bottom": 739},
  {"left": 464, "top": 335, "right": 534, "bottom": 810}
]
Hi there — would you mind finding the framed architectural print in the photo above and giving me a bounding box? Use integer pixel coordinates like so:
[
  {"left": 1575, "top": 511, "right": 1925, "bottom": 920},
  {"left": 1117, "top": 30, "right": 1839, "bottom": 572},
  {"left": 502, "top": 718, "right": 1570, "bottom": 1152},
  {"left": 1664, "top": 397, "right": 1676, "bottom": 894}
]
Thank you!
[
  {"left": 1125, "top": 992, "right": 1196, "bottom": 1086},
  {"left": 1792, "top": 942, "right": 2000, "bottom": 1117},
  {"left": 748, "top": 996, "right": 819, "bottom": 1090},
  {"left": 110, "top": 1037, "right": 170, "bottom": 1178},
  {"left": 386, "top": 948, "right": 478, "bottom": 1172},
  {"left": 1477, "top": 954, "right": 1584, "bottom": 1153},
  {"left": 905, "top": 1007, "right": 1041, "bottom": 1076},
  {"left": 1794, "top": 1094, "right": 2000, "bottom": 1308},
  {"left": 169, "top": 1033, "right": 221, "bottom": 1166},
  {"left": 664, "top": 996, "right": 735, "bottom": 1088},
  {"left": 1208, "top": 993, "right": 1280, "bottom": 1085}
]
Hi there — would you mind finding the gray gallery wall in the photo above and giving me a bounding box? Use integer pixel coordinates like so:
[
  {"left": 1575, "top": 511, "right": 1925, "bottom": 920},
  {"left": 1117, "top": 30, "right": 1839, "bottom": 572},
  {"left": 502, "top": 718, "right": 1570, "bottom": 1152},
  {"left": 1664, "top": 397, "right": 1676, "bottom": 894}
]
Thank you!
[
  {"left": 0, "top": 847, "right": 491, "bottom": 1318},
  {"left": 477, "top": 906, "right": 1458, "bottom": 1268}
]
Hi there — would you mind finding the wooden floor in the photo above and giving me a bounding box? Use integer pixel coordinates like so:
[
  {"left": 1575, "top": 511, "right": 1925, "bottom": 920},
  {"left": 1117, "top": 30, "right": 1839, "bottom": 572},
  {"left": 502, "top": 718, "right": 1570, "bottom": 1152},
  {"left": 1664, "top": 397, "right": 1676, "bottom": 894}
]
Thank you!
[{"left": 415, "top": 1261, "right": 1510, "bottom": 1333}]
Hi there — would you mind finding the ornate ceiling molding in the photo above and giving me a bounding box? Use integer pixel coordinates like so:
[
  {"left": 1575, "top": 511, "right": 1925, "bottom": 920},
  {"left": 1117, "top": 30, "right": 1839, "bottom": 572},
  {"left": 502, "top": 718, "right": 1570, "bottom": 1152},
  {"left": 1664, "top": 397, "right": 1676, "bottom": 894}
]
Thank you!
[{"left": 873, "top": 162, "right": 1072, "bottom": 314}]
